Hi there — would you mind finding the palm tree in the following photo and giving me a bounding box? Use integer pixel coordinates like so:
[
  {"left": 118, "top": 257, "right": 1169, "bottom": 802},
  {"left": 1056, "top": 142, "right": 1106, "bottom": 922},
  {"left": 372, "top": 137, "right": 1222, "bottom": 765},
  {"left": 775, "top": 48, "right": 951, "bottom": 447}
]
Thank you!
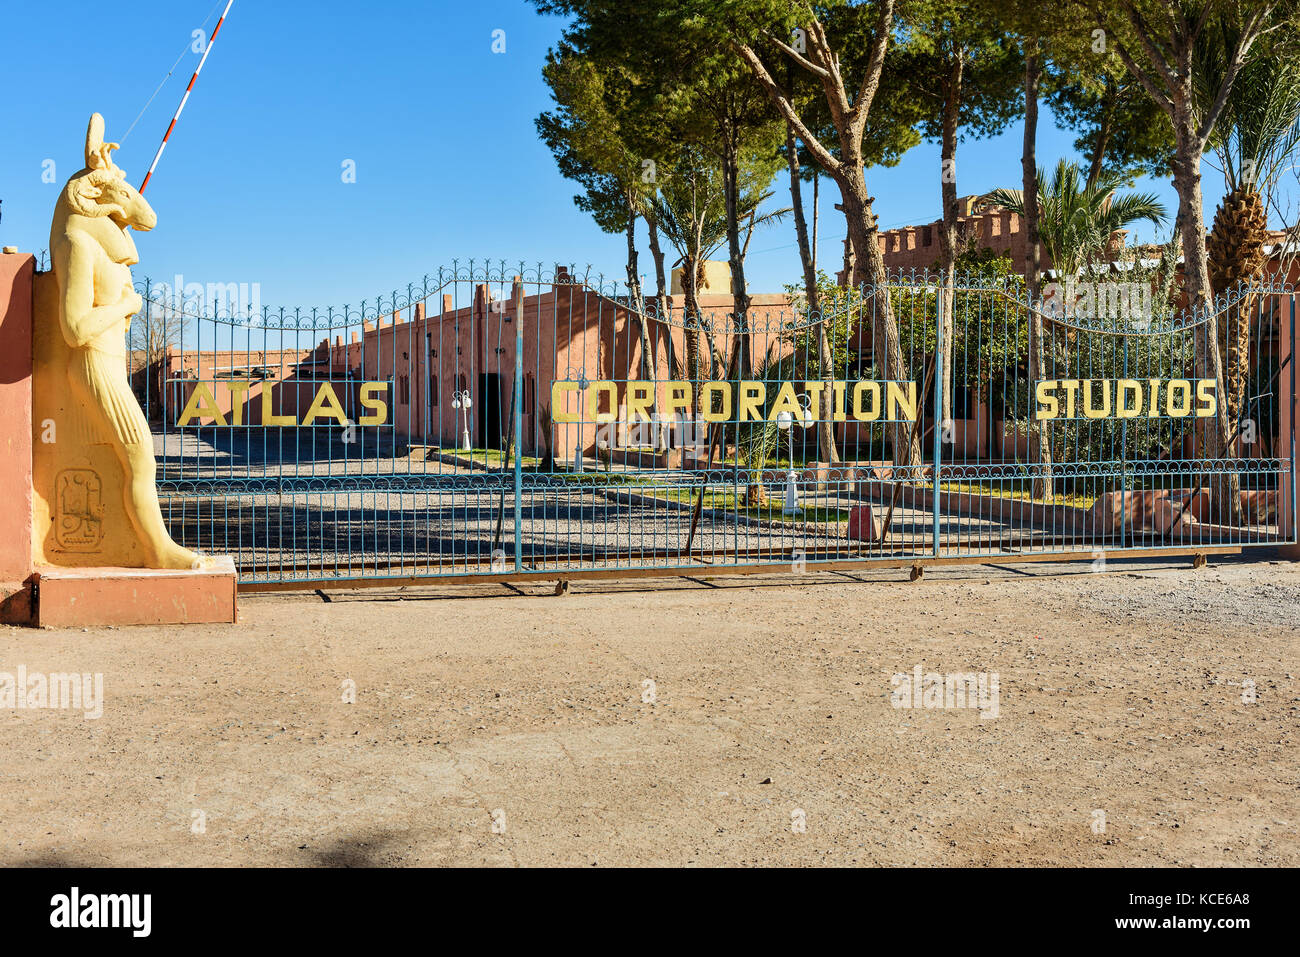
[
  {"left": 981, "top": 161, "right": 1165, "bottom": 503},
  {"left": 1203, "top": 27, "right": 1300, "bottom": 294},
  {"left": 1202, "top": 29, "right": 1300, "bottom": 429},
  {"left": 980, "top": 159, "right": 1167, "bottom": 278},
  {"left": 734, "top": 345, "right": 784, "bottom": 507}
]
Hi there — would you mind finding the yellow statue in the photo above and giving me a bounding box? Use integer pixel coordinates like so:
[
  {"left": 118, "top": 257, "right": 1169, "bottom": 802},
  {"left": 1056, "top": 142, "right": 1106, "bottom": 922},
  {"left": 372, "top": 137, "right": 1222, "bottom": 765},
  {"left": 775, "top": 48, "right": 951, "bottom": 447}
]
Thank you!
[{"left": 44, "top": 113, "right": 200, "bottom": 569}]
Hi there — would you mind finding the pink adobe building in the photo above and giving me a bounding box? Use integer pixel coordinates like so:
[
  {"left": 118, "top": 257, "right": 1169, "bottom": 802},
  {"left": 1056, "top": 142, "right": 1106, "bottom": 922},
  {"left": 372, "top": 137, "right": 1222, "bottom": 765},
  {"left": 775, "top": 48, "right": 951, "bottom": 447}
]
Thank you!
[{"left": 876, "top": 196, "right": 1034, "bottom": 273}]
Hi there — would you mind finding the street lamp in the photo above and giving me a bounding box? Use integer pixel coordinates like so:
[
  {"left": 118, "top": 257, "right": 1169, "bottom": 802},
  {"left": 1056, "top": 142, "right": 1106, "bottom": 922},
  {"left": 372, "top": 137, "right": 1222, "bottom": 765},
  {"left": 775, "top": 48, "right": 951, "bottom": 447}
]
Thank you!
[
  {"left": 565, "top": 368, "right": 589, "bottom": 472},
  {"left": 775, "top": 393, "right": 815, "bottom": 516},
  {"left": 451, "top": 389, "right": 473, "bottom": 451}
]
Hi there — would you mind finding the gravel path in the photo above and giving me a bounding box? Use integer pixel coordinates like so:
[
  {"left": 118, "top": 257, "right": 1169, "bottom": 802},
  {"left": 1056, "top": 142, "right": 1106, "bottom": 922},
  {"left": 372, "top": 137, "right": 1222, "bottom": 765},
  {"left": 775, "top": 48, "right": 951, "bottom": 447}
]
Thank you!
[{"left": 3, "top": 556, "right": 1295, "bottom": 866}]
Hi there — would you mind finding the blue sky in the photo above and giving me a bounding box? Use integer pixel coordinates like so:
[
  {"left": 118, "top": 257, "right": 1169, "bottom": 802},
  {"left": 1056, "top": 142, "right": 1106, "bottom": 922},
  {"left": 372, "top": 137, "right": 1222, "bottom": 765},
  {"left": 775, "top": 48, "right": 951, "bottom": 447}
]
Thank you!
[{"left": 0, "top": 0, "right": 1249, "bottom": 311}]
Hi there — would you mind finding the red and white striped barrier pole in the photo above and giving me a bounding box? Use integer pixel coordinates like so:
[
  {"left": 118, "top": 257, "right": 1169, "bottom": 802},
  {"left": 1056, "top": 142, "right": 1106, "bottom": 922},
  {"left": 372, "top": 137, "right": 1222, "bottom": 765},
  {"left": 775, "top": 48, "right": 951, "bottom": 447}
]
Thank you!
[{"left": 139, "top": 0, "right": 235, "bottom": 193}]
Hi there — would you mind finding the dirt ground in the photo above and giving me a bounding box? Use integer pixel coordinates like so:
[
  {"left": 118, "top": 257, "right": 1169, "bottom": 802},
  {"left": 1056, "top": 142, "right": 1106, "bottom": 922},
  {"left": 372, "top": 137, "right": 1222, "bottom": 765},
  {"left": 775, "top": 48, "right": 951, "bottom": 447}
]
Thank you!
[{"left": 1, "top": 555, "right": 1296, "bottom": 867}]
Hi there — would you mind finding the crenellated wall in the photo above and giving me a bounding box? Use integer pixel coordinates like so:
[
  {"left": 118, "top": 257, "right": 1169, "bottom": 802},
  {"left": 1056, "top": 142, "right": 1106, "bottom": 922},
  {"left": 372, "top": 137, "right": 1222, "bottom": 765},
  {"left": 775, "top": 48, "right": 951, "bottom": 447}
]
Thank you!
[{"left": 876, "top": 197, "right": 1036, "bottom": 273}]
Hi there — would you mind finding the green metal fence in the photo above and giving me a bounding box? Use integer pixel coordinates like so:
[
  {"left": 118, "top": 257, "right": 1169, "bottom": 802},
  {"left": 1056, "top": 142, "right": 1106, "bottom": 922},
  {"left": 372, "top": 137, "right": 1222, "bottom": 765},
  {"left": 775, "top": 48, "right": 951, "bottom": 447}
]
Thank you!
[{"left": 133, "top": 264, "right": 1296, "bottom": 588}]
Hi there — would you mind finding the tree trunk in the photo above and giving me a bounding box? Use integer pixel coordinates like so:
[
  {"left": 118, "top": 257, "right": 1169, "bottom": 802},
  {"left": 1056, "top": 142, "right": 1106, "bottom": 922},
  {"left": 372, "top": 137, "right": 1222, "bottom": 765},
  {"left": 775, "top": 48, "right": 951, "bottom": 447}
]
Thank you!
[
  {"left": 812, "top": 173, "right": 819, "bottom": 275},
  {"left": 1022, "top": 47, "right": 1044, "bottom": 301},
  {"left": 624, "top": 205, "right": 653, "bottom": 384},
  {"left": 938, "top": 53, "right": 963, "bottom": 435},
  {"left": 623, "top": 204, "right": 659, "bottom": 453},
  {"left": 787, "top": 124, "right": 820, "bottom": 315},
  {"left": 644, "top": 210, "right": 676, "bottom": 449},
  {"left": 722, "top": 134, "right": 752, "bottom": 383},
  {"left": 837, "top": 188, "right": 855, "bottom": 288},
  {"left": 838, "top": 160, "right": 920, "bottom": 476},
  {"left": 1087, "top": 77, "right": 1118, "bottom": 189},
  {"left": 1023, "top": 43, "right": 1054, "bottom": 500},
  {"left": 682, "top": 254, "right": 703, "bottom": 415},
  {"left": 786, "top": 119, "right": 839, "bottom": 464},
  {"left": 1171, "top": 106, "right": 1239, "bottom": 523},
  {"left": 1208, "top": 185, "right": 1268, "bottom": 429},
  {"left": 719, "top": 132, "right": 755, "bottom": 467},
  {"left": 645, "top": 211, "right": 676, "bottom": 379}
]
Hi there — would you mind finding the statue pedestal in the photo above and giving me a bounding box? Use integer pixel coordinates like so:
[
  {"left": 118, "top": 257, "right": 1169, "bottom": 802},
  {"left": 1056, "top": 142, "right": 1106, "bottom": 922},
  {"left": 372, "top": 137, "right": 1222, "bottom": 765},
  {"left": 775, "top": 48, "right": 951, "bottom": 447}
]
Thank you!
[
  {"left": 0, "top": 250, "right": 238, "bottom": 627},
  {"left": 35, "top": 558, "right": 237, "bottom": 627}
]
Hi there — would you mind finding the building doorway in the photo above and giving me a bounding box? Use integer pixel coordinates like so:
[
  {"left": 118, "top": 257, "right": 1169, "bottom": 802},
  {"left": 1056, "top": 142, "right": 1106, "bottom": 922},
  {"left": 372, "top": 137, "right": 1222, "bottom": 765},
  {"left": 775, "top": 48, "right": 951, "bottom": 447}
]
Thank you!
[{"left": 478, "top": 372, "right": 503, "bottom": 450}]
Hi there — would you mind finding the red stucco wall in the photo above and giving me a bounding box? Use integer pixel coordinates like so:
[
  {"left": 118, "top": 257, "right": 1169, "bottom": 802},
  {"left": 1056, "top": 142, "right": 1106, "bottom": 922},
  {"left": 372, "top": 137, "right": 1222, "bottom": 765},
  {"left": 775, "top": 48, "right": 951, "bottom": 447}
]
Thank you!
[{"left": 0, "top": 251, "right": 35, "bottom": 622}]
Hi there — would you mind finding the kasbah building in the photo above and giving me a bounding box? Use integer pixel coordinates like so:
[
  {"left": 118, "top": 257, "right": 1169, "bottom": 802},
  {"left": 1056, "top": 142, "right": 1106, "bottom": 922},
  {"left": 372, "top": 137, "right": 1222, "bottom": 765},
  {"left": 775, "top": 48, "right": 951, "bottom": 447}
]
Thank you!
[{"left": 154, "top": 195, "right": 1298, "bottom": 465}]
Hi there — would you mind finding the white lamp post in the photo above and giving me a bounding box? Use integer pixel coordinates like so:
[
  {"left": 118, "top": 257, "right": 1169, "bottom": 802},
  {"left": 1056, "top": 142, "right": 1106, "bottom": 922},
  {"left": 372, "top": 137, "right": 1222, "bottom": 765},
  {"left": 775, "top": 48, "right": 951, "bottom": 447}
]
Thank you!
[
  {"left": 565, "top": 369, "right": 589, "bottom": 472},
  {"left": 775, "top": 394, "right": 815, "bottom": 516},
  {"left": 451, "top": 389, "right": 473, "bottom": 451}
]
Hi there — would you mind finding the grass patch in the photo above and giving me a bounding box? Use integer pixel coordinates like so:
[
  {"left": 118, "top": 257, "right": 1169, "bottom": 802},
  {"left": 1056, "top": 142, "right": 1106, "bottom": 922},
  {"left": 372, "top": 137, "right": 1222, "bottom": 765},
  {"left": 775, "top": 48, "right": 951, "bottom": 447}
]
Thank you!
[
  {"left": 638, "top": 486, "right": 852, "bottom": 523},
  {"left": 434, "top": 447, "right": 541, "bottom": 469},
  {"left": 937, "top": 480, "right": 1096, "bottom": 509}
]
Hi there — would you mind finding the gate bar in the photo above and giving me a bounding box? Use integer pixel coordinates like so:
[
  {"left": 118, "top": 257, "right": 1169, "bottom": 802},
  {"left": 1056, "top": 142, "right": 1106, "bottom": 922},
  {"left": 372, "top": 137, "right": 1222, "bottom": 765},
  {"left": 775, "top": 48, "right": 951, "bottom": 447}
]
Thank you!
[
  {"left": 237, "top": 545, "right": 1244, "bottom": 592},
  {"left": 512, "top": 278, "right": 524, "bottom": 573},
  {"left": 1292, "top": 293, "right": 1297, "bottom": 544},
  {"left": 933, "top": 282, "right": 944, "bottom": 559}
]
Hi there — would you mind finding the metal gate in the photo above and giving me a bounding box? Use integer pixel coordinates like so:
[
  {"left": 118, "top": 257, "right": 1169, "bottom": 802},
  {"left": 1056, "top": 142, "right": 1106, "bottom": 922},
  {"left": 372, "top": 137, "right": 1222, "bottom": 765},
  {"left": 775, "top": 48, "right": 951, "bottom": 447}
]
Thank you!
[{"left": 134, "top": 264, "right": 1296, "bottom": 589}]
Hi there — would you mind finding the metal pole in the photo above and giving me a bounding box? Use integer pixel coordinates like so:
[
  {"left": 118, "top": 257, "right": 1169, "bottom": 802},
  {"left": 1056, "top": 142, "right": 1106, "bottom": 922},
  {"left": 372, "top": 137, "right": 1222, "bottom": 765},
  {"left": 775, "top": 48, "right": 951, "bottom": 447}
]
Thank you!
[
  {"left": 783, "top": 426, "right": 799, "bottom": 515},
  {"left": 1291, "top": 293, "right": 1297, "bottom": 544},
  {"left": 139, "top": 0, "right": 235, "bottom": 193},
  {"left": 513, "top": 279, "right": 525, "bottom": 573},
  {"left": 1121, "top": 334, "right": 1129, "bottom": 548},
  {"left": 932, "top": 281, "right": 944, "bottom": 559}
]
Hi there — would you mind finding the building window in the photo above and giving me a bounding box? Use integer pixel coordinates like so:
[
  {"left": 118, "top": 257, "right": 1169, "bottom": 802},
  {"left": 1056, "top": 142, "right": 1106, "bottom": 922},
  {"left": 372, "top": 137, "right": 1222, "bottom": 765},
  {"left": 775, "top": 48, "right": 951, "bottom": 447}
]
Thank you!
[
  {"left": 923, "top": 226, "right": 932, "bottom": 247},
  {"left": 399, "top": 375, "right": 410, "bottom": 405},
  {"left": 430, "top": 376, "right": 438, "bottom": 406}
]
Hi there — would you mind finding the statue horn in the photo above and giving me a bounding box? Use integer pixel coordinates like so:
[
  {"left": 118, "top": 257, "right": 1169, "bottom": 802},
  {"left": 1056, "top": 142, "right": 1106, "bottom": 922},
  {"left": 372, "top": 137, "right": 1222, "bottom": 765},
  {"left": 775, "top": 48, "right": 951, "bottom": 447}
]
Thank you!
[{"left": 85, "top": 113, "right": 105, "bottom": 169}]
